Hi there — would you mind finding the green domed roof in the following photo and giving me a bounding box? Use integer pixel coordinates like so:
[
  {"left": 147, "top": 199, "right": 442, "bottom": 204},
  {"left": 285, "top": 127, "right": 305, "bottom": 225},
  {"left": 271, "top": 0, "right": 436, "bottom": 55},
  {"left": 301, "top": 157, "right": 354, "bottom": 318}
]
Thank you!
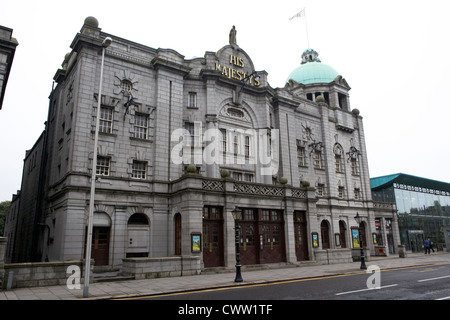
[{"left": 287, "top": 49, "right": 339, "bottom": 85}]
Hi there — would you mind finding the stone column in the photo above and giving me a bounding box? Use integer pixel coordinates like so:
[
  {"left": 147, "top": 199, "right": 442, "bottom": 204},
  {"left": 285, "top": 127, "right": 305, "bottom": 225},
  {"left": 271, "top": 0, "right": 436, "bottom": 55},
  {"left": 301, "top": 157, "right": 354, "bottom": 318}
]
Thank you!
[
  {"left": 224, "top": 179, "right": 237, "bottom": 268},
  {"left": 283, "top": 193, "right": 297, "bottom": 264}
]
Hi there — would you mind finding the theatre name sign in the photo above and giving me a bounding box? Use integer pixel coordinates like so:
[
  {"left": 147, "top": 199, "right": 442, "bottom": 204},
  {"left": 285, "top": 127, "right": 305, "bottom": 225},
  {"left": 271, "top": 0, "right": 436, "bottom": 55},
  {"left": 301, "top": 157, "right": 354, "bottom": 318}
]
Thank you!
[{"left": 214, "top": 48, "right": 261, "bottom": 87}]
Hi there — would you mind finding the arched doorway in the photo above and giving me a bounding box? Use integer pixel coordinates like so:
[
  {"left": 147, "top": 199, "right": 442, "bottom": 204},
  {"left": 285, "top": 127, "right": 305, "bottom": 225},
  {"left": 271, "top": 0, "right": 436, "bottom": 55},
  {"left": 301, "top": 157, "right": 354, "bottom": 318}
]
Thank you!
[
  {"left": 126, "top": 213, "right": 150, "bottom": 258},
  {"left": 321, "top": 220, "right": 331, "bottom": 249}
]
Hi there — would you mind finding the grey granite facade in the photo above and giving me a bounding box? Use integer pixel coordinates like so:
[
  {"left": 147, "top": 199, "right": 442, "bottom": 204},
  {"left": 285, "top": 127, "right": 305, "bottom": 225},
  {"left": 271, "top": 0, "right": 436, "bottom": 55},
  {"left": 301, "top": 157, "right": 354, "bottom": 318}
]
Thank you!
[{"left": 5, "top": 17, "right": 399, "bottom": 271}]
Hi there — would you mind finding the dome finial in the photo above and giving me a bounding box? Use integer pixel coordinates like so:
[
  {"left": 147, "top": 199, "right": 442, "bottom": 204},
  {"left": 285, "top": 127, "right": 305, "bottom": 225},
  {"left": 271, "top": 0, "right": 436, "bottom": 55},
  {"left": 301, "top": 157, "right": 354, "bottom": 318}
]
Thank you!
[
  {"left": 301, "top": 48, "right": 321, "bottom": 64},
  {"left": 84, "top": 16, "right": 99, "bottom": 28}
]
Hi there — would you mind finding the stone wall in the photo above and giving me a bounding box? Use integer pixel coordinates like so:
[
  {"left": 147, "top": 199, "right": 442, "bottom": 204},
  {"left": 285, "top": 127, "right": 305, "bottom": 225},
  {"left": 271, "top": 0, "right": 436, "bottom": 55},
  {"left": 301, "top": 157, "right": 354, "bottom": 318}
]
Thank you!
[
  {"left": 314, "top": 249, "right": 353, "bottom": 265},
  {"left": 1, "top": 259, "right": 92, "bottom": 289},
  {"left": 122, "top": 256, "right": 201, "bottom": 280}
]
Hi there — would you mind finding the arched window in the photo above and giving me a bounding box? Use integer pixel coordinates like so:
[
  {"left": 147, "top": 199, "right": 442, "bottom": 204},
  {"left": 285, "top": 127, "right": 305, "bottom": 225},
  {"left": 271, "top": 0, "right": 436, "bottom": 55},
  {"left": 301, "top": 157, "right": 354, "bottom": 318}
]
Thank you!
[{"left": 128, "top": 213, "right": 149, "bottom": 225}]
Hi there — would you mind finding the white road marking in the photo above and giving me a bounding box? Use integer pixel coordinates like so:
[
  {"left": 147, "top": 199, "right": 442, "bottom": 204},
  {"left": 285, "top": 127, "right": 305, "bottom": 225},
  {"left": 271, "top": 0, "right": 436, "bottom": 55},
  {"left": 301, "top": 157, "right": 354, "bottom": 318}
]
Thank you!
[
  {"left": 335, "top": 284, "right": 398, "bottom": 296},
  {"left": 418, "top": 275, "right": 450, "bottom": 282}
]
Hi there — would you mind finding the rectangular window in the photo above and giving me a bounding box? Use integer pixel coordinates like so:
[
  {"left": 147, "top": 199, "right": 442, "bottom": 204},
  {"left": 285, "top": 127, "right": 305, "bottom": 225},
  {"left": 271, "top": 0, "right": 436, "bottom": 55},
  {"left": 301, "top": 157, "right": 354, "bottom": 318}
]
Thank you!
[
  {"left": 232, "top": 172, "right": 242, "bottom": 181},
  {"left": 188, "top": 92, "right": 197, "bottom": 108},
  {"left": 313, "top": 151, "right": 322, "bottom": 169},
  {"left": 185, "top": 122, "right": 201, "bottom": 147},
  {"left": 185, "top": 122, "right": 195, "bottom": 147},
  {"left": 244, "top": 135, "right": 250, "bottom": 158},
  {"left": 96, "top": 156, "right": 111, "bottom": 176},
  {"left": 220, "top": 129, "right": 227, "bottom": 152},
  {"left": 133, "top": 113, "right": 149, "bottom": 139},
  {"left": 243, "top": 173, "right": 254, "bottom": 182},
  {"left": 271, "top": 210, "right": 281, "bottom": 221},
  {"left": 338, "top": 186, "right": 345, "bottom": 199},
  {"left": 99, "top": 107, "right": 113, "bottom": 134},
  {"left": 220, "top": 128, "right": 227, "bottom": 164},
  {"left": 233, "top": 135, "right": 239, "bottom": 155},
  {"left": 354, "top": 188, "right": 360, "bottom": 200},
  {"left": 335, "top": 155, "right": 343, "bottom": 172},
  {"left": 244, "top": 209, "right": 256, "bottom": 221},
  {"left": 297, "top": 145, "right": 306, "bottom": 166},
  {"left": 317, "top": 184, "right": 325, "bottom": 197},
  {"left": 132, "top": 161, "right": 147, "bottom": 179},
  {"left": 351, "top": 158, "right": 359, "bottom": 175}
]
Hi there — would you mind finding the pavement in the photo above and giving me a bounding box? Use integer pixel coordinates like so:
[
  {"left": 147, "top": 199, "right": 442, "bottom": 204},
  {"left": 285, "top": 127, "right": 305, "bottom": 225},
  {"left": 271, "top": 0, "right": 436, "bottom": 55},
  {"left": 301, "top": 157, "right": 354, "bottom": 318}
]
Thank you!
[{"left": 1, "top": 251, "right": 449, "bottom": 300}]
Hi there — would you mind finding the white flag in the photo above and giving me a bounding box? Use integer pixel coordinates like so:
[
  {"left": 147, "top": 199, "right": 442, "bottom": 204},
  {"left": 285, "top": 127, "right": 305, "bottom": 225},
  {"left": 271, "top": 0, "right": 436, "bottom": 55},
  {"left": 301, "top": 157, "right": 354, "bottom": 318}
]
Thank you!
[{"left": 289, "top": 9, "right": 305, "bottom": 20}]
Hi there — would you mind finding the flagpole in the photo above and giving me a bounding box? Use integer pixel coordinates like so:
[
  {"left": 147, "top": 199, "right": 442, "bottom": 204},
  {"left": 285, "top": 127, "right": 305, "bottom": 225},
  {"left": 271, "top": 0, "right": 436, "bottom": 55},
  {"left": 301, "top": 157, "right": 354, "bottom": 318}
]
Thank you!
[
  {"left": 303, "top": 7, "right": 310, "bottom": 48},
  {"left": 289, "top": 8, "right": 310, "bottom": 49}
]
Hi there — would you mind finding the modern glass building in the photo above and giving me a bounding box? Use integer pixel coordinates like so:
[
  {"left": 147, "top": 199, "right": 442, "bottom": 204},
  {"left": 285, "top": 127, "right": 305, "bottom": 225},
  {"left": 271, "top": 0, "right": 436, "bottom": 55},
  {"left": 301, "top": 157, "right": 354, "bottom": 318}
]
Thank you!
[{"left": 371, "top": 173, "right": 450, "bottom": 252}]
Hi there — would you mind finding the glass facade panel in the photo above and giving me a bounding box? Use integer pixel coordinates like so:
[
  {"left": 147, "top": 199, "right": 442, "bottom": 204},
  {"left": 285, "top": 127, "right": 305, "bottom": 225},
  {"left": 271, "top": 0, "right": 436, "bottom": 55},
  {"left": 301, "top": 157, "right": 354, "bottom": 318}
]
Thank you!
[
  {"left": 394, "top": 189, "right": 405, "bottom": 214},
  {"left": 394, "top": 185, "right": 450, "bottom": 249}
]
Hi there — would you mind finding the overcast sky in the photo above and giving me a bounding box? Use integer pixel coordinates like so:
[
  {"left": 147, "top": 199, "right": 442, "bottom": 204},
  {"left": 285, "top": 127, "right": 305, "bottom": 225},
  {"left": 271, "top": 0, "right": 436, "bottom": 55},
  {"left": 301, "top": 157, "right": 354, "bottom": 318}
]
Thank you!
[{"left": 1, "top": 0, "right": 449, "bottom": 201}]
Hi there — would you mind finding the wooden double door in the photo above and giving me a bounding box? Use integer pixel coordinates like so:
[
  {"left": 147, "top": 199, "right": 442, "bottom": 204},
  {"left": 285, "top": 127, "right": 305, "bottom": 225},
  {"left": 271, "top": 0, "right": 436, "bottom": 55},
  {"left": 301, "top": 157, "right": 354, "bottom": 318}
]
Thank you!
[
  {"left": 238, "top": 208, "right": 286, "bottom": 265},
  {"left": 202, "top": 206, "right": 287, "bottom": 267}
]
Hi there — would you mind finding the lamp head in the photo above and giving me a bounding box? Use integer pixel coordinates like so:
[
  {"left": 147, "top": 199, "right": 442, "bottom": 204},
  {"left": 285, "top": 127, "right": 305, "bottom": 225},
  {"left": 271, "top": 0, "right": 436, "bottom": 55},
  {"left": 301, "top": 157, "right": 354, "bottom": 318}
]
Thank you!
[
  {"left": 354, "top": 212, "right": 362, "bottom": 225},
  {"left": 231, "top": 206, "right": 242, "bottom": 220},
  {"left": 102, "top": 37, "right": 112, "bottom": 48}
]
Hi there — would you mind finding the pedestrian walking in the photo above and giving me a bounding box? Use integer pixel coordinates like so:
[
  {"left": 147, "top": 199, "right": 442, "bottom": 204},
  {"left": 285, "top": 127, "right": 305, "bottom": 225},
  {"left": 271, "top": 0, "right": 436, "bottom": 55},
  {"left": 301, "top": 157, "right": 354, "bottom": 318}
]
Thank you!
[
  {"left": 424, "top": 238, "right": 431, "bottom": 254},
  {"left": 430, "top": 240, "right": 435, "bottom": 253}
]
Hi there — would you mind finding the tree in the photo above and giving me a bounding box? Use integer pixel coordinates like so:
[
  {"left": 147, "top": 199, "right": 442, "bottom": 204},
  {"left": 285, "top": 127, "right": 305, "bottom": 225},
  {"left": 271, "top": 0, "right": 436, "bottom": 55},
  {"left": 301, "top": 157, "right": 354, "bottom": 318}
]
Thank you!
[{"left": 0, "top": 201, "right": 11, "bottom": 236}]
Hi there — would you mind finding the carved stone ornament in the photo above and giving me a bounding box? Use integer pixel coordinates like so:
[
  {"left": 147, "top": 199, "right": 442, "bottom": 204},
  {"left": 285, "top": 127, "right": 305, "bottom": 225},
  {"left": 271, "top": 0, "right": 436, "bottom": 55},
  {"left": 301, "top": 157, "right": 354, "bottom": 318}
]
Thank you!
[
  {"left": 219, "top": 105, "right": 251, "bottom": 123},
  {"left": 113, "top": 70, "right": 138, "bottom": 96}
]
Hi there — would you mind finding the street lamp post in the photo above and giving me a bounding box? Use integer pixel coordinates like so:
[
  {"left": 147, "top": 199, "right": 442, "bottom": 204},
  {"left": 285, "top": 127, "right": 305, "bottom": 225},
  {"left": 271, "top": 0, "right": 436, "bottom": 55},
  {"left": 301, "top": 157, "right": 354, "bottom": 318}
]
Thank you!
[
  {"left": 354, "top": 212, "right": 367, "bottom": 270},
  {"left": 83, "top": 36, "right": 112, "bottom": 298},
  {"left": 231, "top": 206, "right": 243, "bottom": 283}
]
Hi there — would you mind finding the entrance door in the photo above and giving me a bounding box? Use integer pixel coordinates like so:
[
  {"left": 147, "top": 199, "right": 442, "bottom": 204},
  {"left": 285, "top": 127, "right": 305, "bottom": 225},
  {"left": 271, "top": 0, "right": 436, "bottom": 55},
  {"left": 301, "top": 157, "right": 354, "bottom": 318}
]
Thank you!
[
  {"left": 239, "top": 208, "right": 258, "bottom": 265},
  {"left": 174, "top": 213, "right": 182, "bottom": 255},
  {"left": 339, "top": 221, "right": 347, "bottom": 248},
  {"left": 321, "top": 220, "right": 331, "bottom": 249},
  {"left": 202, "top": 207, "right": 224, "bottom": 268},
  {"left": 239, "top": 209, "right": 286, "bottom": 265},
  {"left": 387, "top": 233, "right": 394, "bottom": 254},
  {"left": 259, "top": 210, "right": 285, "bottom": 264},
  {"left": 294, "top": 211, "right": 309, "bottom": 261},
  {"left": 91, "top": 227, "right": 110, "bottom": 266},
  {"left": 360, "top": 222, "right": 367, "bottom": 248}
]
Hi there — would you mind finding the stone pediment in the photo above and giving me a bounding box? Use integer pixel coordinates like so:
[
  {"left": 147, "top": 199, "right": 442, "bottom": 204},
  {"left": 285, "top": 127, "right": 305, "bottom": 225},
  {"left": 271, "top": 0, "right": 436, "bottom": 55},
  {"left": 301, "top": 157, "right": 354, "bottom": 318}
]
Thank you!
[{"left": 333, "top": 75, "right": 351, "bottom": 90}]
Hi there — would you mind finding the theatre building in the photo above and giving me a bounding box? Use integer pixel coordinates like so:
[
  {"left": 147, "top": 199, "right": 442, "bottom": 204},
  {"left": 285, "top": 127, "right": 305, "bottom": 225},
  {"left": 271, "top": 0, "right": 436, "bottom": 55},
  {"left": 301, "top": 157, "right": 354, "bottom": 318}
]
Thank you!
[{"left": 5, "top": 17, "right": 399, "bottom": 272}]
